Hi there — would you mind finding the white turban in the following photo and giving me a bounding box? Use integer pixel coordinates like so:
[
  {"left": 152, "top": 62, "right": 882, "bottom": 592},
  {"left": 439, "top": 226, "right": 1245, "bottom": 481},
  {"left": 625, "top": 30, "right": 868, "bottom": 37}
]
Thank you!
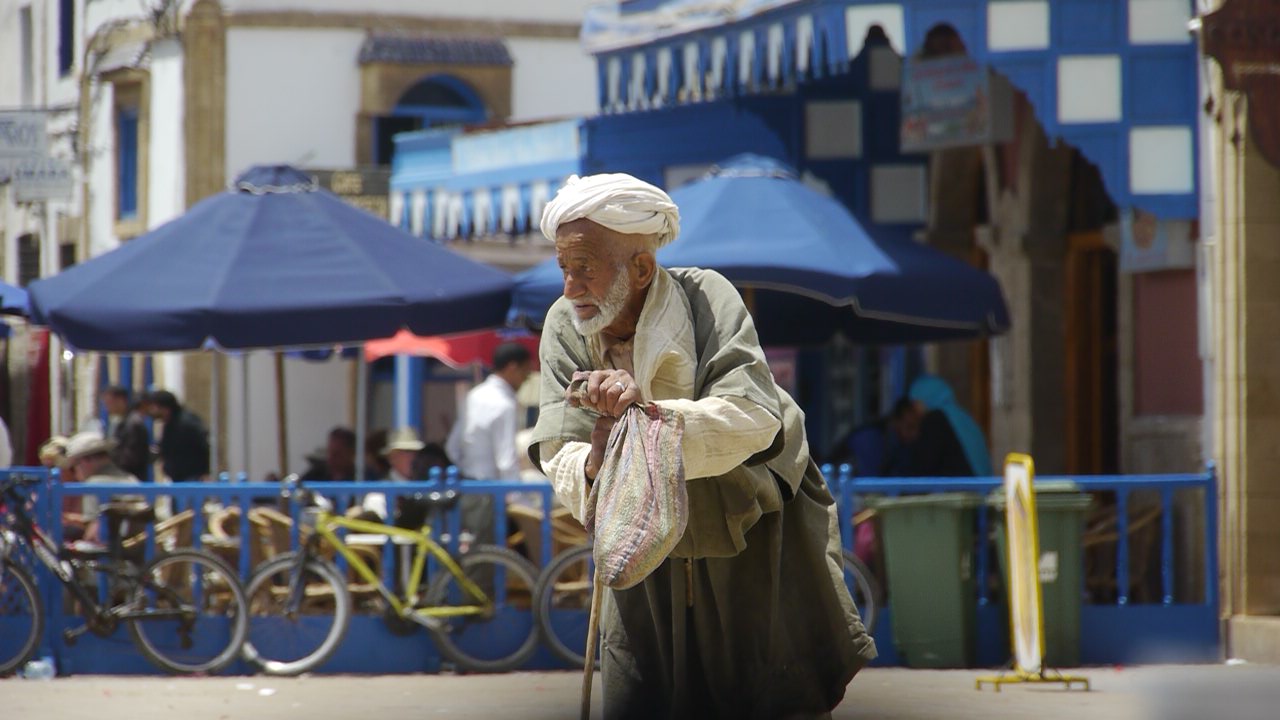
[{"left": 539, "top": 173, "right": 680, "bottom": 248}]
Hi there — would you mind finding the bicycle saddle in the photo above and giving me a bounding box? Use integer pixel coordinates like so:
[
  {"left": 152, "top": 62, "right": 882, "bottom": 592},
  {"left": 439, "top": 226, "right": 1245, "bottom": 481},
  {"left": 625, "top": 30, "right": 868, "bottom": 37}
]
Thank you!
[{"left": 101, "top": 503, "right": 156, "bottom": 525}]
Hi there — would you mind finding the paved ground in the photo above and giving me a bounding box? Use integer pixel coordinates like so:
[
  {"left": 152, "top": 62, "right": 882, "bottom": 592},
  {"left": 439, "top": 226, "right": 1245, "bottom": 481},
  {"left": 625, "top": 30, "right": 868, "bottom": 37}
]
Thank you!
[{"left": 3, "top": 665, "right": 1278, "bottom": 719}]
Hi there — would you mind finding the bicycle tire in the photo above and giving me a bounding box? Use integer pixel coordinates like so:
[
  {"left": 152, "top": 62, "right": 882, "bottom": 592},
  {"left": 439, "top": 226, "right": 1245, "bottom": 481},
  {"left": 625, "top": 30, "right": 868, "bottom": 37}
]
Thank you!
[
  {"left": 532, "top": 544, "right": 599, "bottom": 670},
  {"left": 0, "top": 560, "right": 43, "bottom": 677},
  {"left": 842, "top": 549, "right": 880, "bottom": 634},
  {"left": 241, "top": 552, "right": 351, "bottom": 677},
  {"left": 128, "top": 549, "right": 249, "bottom": 675},
  {"left": 424, "top": 544, "right": 539, "bottom": 673}
]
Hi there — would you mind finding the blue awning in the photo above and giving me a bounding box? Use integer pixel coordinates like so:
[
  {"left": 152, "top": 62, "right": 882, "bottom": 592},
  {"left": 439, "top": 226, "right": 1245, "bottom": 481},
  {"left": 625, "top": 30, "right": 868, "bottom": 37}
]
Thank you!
[{"left": 585, "top": 0, "right": 1201, "bottom": 220}]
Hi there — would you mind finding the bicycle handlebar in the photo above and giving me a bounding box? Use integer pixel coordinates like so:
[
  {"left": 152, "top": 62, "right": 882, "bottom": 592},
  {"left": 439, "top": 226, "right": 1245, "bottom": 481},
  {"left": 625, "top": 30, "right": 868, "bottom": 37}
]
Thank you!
[{"left": 0, "top": 474, "right": 44, "bottom": 498}]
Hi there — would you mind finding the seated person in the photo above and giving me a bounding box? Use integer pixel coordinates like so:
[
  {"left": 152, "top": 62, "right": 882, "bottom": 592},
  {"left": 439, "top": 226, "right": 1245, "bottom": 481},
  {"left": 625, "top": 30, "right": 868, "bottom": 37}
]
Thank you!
[
  {"left": 60, "top": 431, "right": 144, "bottom": 545},
  {"left": 359, "top": 427, "right": 424, "bottom": 522},
  {"left": 300, "top": 427, "right": 357, "bottom": 482}
]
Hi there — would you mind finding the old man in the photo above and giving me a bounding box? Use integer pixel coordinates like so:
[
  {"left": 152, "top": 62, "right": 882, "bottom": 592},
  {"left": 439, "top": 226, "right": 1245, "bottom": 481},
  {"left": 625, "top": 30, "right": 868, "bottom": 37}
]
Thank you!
[{"left": 529, "top": 173, "right": 876, "bottom": 719}]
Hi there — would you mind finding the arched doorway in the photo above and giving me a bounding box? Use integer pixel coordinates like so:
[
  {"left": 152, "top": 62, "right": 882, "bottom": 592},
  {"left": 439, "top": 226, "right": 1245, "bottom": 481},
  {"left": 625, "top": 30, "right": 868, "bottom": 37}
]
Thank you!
[{"left": 373, "top": 75, "right": 487, "bottom": 165}]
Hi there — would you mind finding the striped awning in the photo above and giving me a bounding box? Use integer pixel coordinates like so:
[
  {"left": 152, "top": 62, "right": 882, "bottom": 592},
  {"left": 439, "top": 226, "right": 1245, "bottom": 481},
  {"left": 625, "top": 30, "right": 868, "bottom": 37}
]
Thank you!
[{"left": 587, "top": 0, "right": 1201, "bottom": 219}]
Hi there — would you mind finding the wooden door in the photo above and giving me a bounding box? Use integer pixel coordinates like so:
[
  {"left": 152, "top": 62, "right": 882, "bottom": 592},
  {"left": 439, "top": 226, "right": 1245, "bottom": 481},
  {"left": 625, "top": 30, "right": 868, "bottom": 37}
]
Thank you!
[{"left": 1064, "top": 232, "right": 1119, "bottom": 474}]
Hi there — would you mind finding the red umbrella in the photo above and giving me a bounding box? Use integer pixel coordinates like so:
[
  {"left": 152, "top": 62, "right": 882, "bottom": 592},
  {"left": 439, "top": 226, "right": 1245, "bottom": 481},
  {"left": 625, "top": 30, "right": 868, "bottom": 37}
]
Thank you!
[{"left": 364, "top": 329, "right": 539, "bottom": 369}]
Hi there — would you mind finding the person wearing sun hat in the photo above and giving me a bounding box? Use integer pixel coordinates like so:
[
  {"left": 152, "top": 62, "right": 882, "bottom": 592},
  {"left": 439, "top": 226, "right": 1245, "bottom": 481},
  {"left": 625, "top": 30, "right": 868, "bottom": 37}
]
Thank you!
[
  {"left": 359, "top": 427, "right": 425, "bottom": 521},
  {"left": 62, "top": 430, "right": 143, "bottom": 541}
]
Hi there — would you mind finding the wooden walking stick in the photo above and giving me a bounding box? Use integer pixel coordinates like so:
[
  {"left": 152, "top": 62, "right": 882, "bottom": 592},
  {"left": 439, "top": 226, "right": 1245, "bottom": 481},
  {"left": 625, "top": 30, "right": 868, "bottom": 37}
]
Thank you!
[{"left": 581, "top": 570, "right": 603, "bottom": 720}]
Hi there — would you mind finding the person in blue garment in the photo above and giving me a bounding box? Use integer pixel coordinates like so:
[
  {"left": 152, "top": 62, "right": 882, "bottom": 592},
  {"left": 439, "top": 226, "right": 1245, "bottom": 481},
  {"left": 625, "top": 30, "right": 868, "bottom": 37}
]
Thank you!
[{"left": 902, "top": 375, "right": 992, "bottom": 477}]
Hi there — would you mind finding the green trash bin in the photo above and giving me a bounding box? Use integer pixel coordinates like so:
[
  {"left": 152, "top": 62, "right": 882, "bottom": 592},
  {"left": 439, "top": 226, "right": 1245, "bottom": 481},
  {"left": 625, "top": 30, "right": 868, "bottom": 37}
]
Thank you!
[
  {"left": 869, "top": 492, "right": 981, "bottom": 668},
  {"left": 989, "top": 481, "right": 1092, "bottom": 668}
]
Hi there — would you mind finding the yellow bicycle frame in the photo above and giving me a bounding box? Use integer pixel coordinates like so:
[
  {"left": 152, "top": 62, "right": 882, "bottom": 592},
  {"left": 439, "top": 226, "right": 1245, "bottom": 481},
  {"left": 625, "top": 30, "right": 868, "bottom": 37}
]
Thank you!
[{"left": 307, "top": 510, "right": 491, "bottom": 621}]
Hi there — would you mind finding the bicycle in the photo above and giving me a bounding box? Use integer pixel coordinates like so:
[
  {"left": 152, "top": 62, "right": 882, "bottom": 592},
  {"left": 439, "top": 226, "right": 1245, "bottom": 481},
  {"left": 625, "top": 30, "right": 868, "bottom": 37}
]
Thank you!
[
  {"left": 0, "top": 473, "right": 249, "bottom": 676},
  {"left": 532, "top": 543, "right": 882, "bottom": 669},
  {"left": 241, "top": 476, "right": 540, "bottom": 675}
]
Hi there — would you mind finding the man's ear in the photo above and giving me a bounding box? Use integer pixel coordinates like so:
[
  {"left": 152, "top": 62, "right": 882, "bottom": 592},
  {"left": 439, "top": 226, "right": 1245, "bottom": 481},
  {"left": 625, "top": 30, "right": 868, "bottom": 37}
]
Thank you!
[{"left": 632, "top": 251, "right": 657, "bottom": 289}]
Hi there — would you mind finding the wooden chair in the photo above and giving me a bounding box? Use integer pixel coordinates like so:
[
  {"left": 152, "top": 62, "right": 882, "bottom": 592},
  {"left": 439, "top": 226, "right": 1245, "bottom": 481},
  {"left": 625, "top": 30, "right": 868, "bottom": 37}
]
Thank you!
[
  {"left": 1083, "top": 502, "right": 1163, "bottom": 603},
  {"left": 550, "top": 507, "right": 588, "bottom": 556},
  {"left": 506, "top": 504, "right": 546, "bottom": 567}
]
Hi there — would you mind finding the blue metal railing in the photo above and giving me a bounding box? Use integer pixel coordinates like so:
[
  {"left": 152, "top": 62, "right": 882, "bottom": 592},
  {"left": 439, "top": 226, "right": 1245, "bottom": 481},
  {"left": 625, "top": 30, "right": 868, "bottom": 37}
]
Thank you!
[
  {"left": 3, "top": 462, "right": 1220, "bottom": 670},
  {"left": 819, "top": 463, "right": 1218, "bottom": 610}
]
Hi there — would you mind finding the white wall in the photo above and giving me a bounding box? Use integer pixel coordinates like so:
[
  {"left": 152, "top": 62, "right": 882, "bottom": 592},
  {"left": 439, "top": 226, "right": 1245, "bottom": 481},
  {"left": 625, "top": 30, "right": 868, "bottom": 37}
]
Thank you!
[
  {"left": 221, "top": 0, "right": 595, "bottom": 24},
  {"left": 224, "top": 27, "right": 365, "bottom": 179},
  {"left": 226, "top": 352, "right": 353, "bottom": 479},
  {"left": 86, "top": 80, "right": 118, "bottom": 258},
  {"left": 508, "top": 37, "right": 598, "bottom": 121},
  {"left": 147, "top": 38, "right": 185, "bottom": 229}
]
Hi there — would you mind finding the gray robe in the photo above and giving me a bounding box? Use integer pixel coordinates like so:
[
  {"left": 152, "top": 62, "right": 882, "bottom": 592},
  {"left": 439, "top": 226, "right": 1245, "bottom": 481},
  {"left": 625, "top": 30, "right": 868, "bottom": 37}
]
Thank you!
[{"left": 530, "top": 267, "right": 877, "bottom": 719}]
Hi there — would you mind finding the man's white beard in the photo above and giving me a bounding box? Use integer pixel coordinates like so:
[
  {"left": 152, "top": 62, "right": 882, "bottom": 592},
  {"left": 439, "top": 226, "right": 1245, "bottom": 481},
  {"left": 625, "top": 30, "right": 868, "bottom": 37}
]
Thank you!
[{"left": 571, "top": 267, "right": 631, "bottom": 336}]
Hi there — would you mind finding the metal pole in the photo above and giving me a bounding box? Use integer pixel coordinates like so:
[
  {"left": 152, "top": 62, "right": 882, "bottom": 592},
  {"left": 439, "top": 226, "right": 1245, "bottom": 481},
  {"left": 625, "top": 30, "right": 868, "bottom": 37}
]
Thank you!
[
  {"left": 356, "top": 346, "right": 368, "bottom": 482},
  {"left": 242, "top": 354, "right": 251, "bottom": 475},
  {"left": 275, "top": 351, "right": 288, "bottom": 476},
  {"left": 210, "top": 353, "right": 220, "bottom": 476}
]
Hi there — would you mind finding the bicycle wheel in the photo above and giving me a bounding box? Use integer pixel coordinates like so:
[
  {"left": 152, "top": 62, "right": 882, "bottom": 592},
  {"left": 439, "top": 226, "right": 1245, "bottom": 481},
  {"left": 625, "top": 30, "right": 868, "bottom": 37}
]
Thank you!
[
  {"left": 241, "top": 552, "right": 350, "bottom": 676},
  {"left": 532, "top": 544, "right": 599, "bottom": 670},
  {"left": 424, "top": 544, "right": 539, "bottom": 673},
  {"left": 842, "top": 549, "right": 881, "bottom": 634},
  {"left": 0, "top": 560, "right": 43, "bottom": 677},
  {"left": 127, "top": 549, "right": 249, "bottom": 674}
]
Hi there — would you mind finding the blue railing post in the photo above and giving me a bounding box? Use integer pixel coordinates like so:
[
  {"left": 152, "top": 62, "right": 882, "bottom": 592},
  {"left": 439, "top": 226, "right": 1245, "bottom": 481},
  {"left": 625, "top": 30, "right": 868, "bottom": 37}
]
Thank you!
[
  {"left": 1116, "top": 490, "right": 1130, "bottom": 606},
  {"left": 976, "top": 500, "right": 990, "bottom": 606},
  {"left": 1205, "top": 462, "right": 1219, "bottom": 610},
  {"left": 1161, "top": 486, "right": 1175, "bottom": 606}
]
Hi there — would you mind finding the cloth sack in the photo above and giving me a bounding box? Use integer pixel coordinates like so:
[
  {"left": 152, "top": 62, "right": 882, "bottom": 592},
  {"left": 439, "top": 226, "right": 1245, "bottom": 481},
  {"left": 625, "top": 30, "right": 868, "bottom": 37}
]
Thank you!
[{"left": 583, "top": 402, "right": 688, "bottom": 589}]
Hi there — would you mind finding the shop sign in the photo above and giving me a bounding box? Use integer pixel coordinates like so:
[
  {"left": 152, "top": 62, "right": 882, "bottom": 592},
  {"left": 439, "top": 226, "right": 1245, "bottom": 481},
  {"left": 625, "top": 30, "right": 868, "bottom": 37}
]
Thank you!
[{"left": 900, "top": 56, "right": 1012, "bottom": 153}]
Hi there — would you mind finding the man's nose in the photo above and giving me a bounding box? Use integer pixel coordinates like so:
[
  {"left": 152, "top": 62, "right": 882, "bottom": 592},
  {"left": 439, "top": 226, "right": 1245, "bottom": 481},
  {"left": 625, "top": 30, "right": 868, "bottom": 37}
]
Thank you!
[{"left": 562, "top": 273, "right": 584, "bottom": 298}]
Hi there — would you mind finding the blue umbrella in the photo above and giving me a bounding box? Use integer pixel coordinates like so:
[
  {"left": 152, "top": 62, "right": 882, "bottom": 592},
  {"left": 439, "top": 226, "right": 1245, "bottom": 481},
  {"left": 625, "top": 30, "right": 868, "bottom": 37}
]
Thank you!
[
  {"left": 0, "top": 281, "right": 28, "bottom": 316},
  {"left": 513, "top": 155, "right": 1009, "bottom": 344},
  {"left": 28, "top": 165, "right": 514, "bottom": 352}
]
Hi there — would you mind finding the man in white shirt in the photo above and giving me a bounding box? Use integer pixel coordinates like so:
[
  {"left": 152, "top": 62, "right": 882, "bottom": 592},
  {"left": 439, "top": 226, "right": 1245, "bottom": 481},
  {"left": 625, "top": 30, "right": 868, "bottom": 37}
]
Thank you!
[{"left": 445, "top": 342, "right": 534, "bottom": 545}]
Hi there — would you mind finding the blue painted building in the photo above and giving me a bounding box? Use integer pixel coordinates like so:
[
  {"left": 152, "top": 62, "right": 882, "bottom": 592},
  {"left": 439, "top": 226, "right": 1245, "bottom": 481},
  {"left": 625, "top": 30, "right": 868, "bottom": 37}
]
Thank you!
[{"left": 389, "top": 0, "right": 1206, "bottom": 482}]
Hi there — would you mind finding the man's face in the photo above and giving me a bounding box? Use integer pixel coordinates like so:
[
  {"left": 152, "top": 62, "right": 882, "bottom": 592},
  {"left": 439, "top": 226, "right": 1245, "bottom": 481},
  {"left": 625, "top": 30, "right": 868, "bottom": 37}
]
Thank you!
[
  {"left": 388, "top": 449, "right": 415, "bottom": 478},
  {"left": 511, "top": 360, "right": 534, "bottom": 389},
  {"left": 892, "top": 404, "right": 924, "bottom": 444},
  {"left": 102, "top": 393, "right": 127, "bottom": 416},
  {"left": 327, "top": 437, "right": 354, "bottom": 477},
  {"left": 555, "top": 221, "right": 634, "bottom": 336}
]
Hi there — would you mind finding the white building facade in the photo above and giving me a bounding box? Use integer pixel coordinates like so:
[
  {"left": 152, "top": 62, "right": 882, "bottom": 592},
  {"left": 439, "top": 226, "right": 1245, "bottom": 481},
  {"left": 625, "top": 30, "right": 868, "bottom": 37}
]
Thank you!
[{"left": 0, "top": 0, "right": 595, "bottom": 476}]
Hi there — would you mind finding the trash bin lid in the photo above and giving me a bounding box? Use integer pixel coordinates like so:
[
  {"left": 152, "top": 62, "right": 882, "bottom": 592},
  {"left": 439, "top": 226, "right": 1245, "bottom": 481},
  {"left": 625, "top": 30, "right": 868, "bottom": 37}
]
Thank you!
[
  {"left": 867, "top": 492, "right": 982, "bottom": 511},
  {"left": 988, "top": 480, "right": 1092, "bottom": 511}
]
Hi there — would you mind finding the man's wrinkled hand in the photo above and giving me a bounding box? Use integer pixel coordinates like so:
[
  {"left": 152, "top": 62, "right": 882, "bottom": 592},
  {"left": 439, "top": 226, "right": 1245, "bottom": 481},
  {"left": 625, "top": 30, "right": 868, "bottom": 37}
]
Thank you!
[
  {"left": 585, "top": 415, "right": 618, "bottom": 482},
  {"left": 566, "top": 369, "right": 641, "bottom": 418}
]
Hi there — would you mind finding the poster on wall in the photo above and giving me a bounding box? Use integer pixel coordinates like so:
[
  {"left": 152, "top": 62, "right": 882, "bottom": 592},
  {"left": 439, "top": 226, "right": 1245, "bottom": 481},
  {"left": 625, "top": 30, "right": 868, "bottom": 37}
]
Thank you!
[
  {"left": 900, "top": 56, "right": 1012, "bottom": 153},
  {"left": 1119, "top": 209, "right": 1195, "bottom": 273}
]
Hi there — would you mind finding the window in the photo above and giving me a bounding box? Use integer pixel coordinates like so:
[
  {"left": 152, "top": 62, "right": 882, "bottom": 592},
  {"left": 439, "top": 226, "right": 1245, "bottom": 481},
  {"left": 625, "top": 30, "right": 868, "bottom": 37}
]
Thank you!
[
  {"left": 116, "top": 106, "right": 139, "bottom": 220},
  {"left": 20, "top": 6, "right": 34, "bottom": 105},
  {"left": 373, "top": 76, "right": 486, "bottom": 165},
  {"left": 58, "top": 0, "right": 75, "bottom": 76},
  {"left": 18, "top": 234, "right": 39, "bottom": 287}
]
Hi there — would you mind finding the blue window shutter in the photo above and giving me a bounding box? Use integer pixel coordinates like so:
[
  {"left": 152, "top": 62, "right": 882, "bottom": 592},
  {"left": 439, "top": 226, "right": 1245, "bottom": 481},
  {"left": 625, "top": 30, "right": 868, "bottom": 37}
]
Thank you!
[
  {"left": 117, "top": 108, "right": 139, "bottom": 220},
  {"left": 58, "top": 0, "right": 74, "bottom": 75}
]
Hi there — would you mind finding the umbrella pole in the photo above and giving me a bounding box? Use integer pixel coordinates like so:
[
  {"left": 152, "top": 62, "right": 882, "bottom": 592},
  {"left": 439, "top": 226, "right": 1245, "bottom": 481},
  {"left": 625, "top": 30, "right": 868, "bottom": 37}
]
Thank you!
[
  {"left": 242, "top": 354, "right": 251, "bottom": 475},
  {"left": 210, "top": 353, "right": 221, "bottom": 478},
  {"left": 275, "top": 351, "right": 288, "bottom": 477},
  {"left": 355, "top": 347, "right": 367, "bottom": 482}
]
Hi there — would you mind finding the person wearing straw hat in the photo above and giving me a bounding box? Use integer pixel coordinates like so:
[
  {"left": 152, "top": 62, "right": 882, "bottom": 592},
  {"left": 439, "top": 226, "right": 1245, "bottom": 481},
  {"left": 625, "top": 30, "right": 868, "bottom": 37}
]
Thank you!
[
  {"left": 360, "top": 427, "right": 425, "bottom": 521},
  {"left": 531, "top": 173, "right": 876, "bottom": 719},
  {"left": 61, "top": 430, "right": 143, "bottom": 542}
]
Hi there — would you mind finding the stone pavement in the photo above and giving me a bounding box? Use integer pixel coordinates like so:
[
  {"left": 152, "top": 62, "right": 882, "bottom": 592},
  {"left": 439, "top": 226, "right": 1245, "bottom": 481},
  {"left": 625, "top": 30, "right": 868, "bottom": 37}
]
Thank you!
[{"left": 3, "top": 665, "right": 1277, "bottom": 720}]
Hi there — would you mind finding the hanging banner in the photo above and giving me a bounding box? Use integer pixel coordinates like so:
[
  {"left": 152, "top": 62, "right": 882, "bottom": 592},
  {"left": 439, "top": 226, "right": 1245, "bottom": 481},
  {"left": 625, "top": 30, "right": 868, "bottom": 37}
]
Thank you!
[
  {"left": 1003, "top": 453, "right": 1044, "bottom": 676},
  {"left": 0, "top": 111, "right": 47, "bottom": 159}
]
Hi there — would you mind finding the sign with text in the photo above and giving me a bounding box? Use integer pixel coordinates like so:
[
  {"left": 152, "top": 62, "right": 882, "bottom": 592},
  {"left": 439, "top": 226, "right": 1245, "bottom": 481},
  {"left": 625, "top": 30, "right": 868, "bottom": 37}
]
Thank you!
[
  {"left": 900, "top": 56, "right": 1012, "bottom": 153},
  {"left": 12, "top": 156, "right": 74, "bottom": 201},
  {"left": 0, "top": 111, "right": 48, "bottom": 159}
]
